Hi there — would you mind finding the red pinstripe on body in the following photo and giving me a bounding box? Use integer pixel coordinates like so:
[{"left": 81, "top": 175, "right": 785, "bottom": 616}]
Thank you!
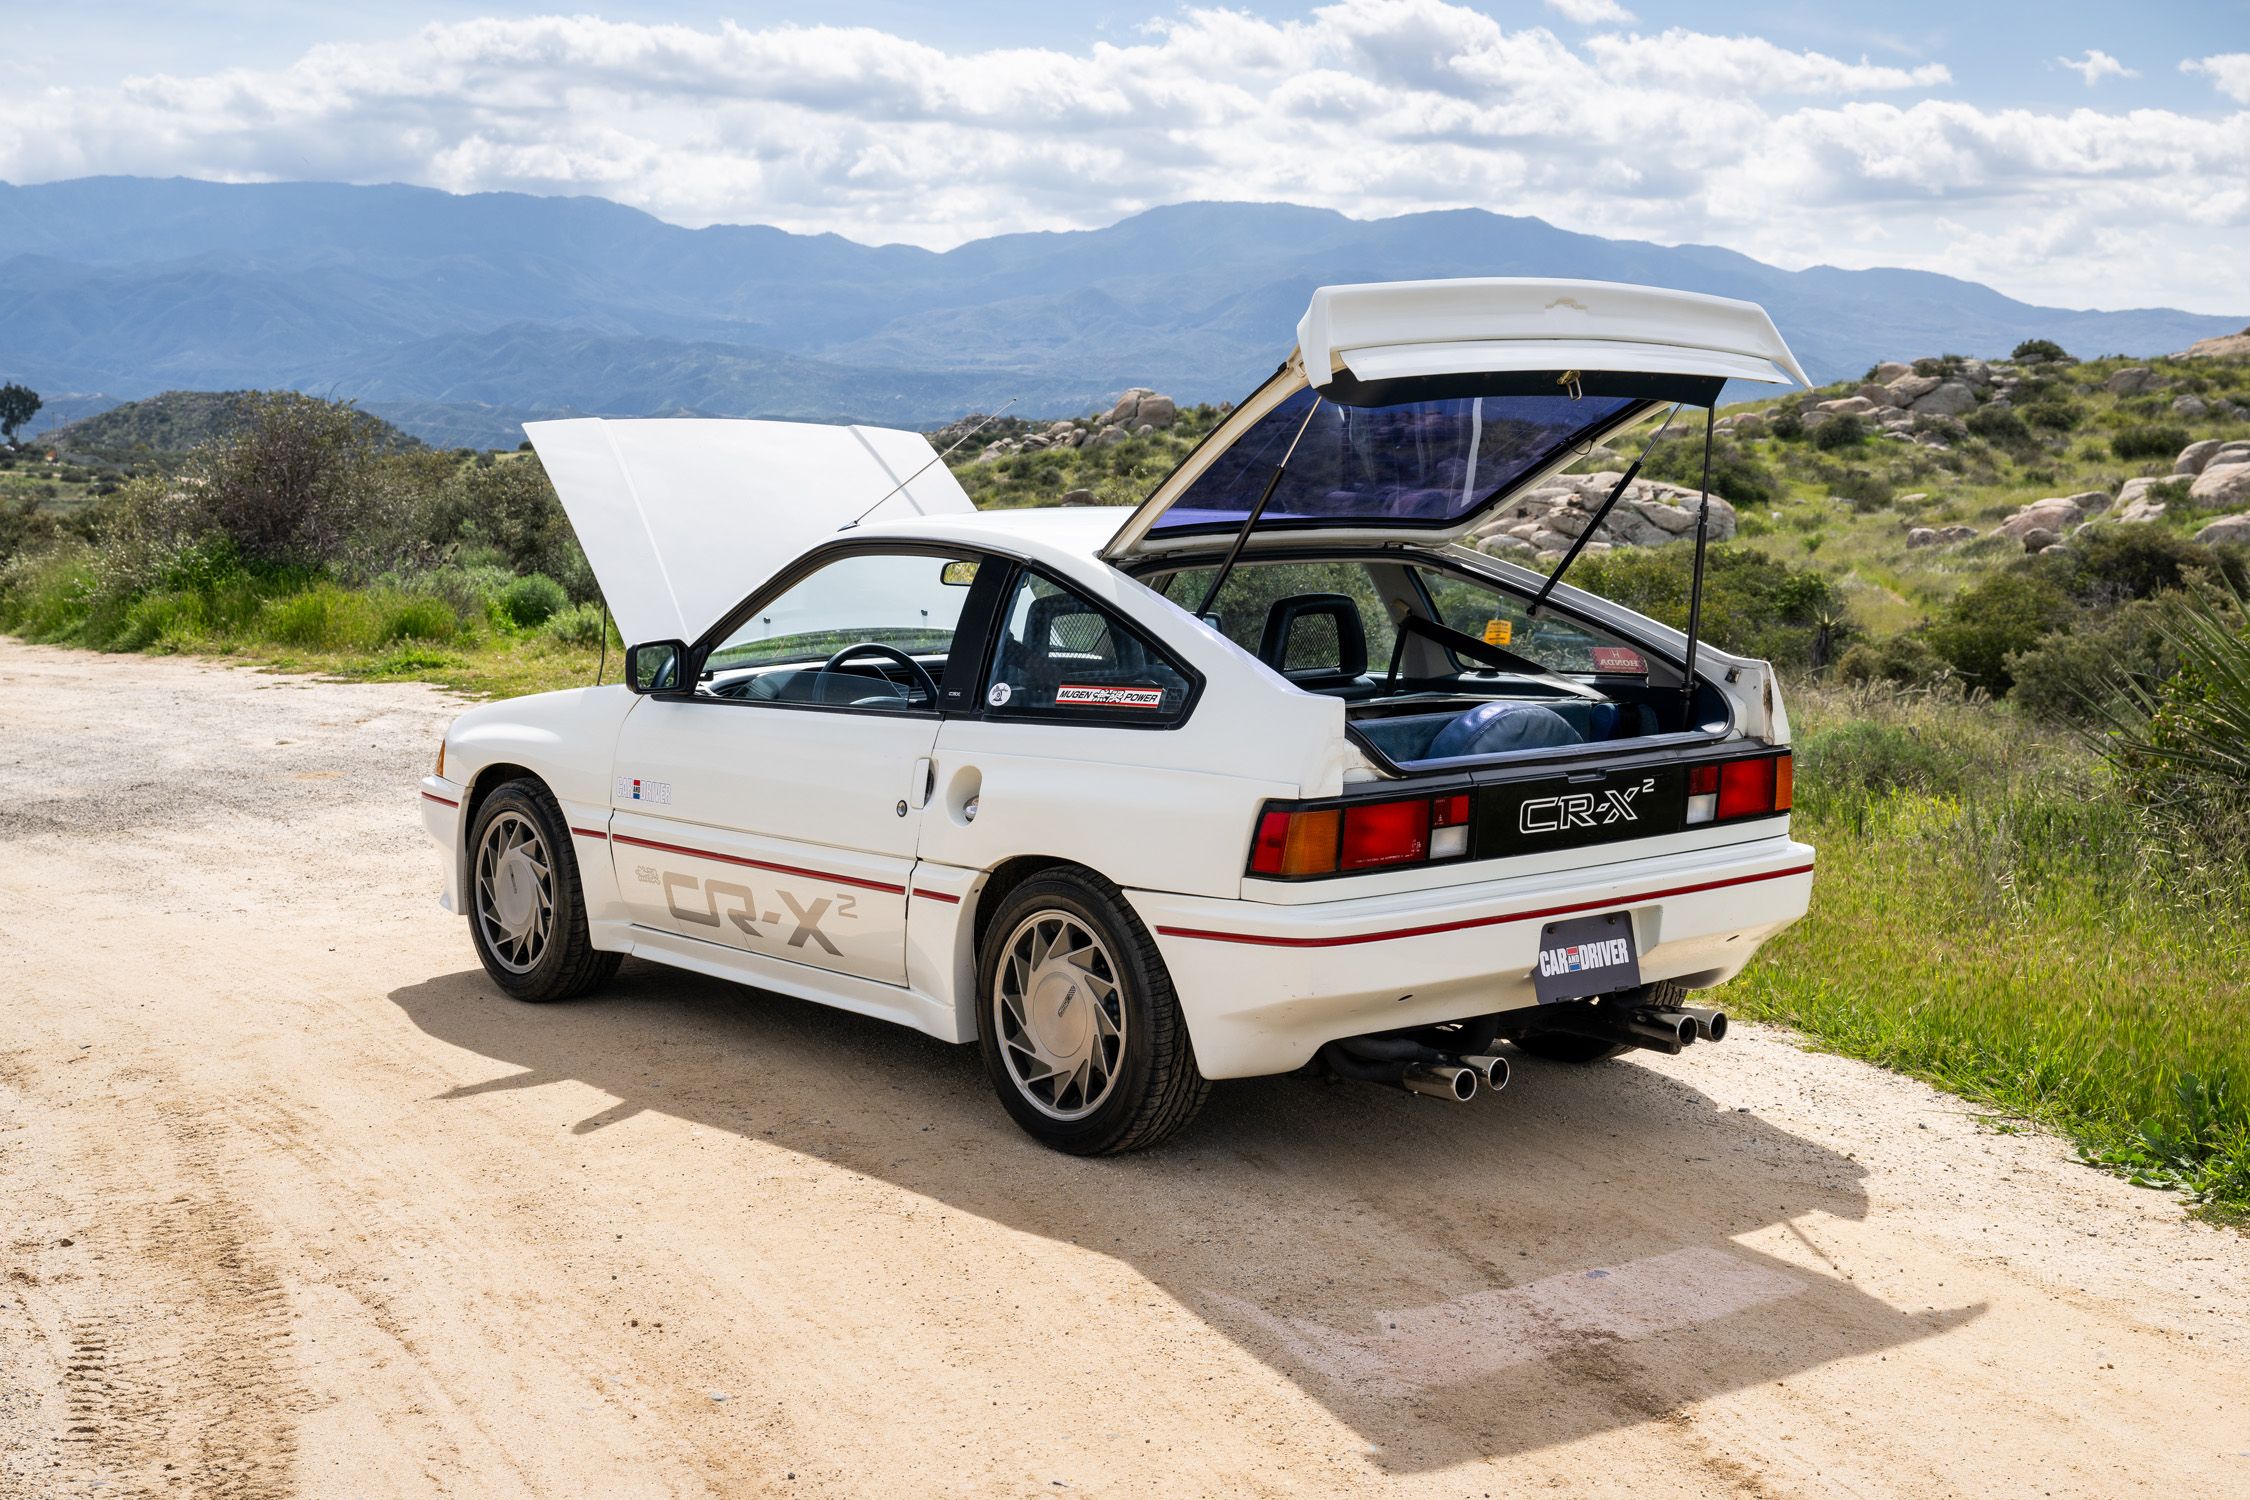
[
  {"left": 610, "top": 831, "right": 906, "bottom": 895},
  {"left": 1155, "top": 862, "right": 1815, "bottom": 948}
]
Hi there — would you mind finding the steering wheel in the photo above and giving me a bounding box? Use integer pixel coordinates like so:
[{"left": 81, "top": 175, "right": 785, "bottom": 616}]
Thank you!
[{"left": 814, "top": 642, "right": 941, "bottom": 707}]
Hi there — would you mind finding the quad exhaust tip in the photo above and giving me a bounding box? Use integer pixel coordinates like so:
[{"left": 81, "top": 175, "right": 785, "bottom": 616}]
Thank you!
[{"left": 1460, "top": 1054, "right": 1510, "bottom": 1093}]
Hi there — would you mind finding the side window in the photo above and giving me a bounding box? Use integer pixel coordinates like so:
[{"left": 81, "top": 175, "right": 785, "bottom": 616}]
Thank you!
[
  {"left": 699, "top": 550, "right": 979, "bottom": 711},
  {"left": 1413, "top": 567, "right": 1620, "bottom": 675},
  {"left": 985, "top": 571, "right": 1194, "bottom": 724}
]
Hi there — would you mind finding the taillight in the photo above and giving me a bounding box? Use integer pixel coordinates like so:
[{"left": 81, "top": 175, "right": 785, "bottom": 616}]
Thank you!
[
  {"left": 1686, "top": 753, "right": 1791, "bottom": 825},
  {"left": 1250, "top": 792, "right": 1472, "bottom": 877}
]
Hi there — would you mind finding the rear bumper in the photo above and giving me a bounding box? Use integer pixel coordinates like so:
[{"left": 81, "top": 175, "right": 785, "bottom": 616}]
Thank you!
[
  {"left": 419, "top": 776, "right": 465, "bottom": 913},
  {"left": 1125, "top": 835, "right": 1813, "bottom": 1079}
]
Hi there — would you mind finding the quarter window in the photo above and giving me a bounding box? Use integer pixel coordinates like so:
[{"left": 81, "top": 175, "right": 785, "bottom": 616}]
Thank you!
[{"left": 985, "top": 572, "right": 1193, "bottom": 724}]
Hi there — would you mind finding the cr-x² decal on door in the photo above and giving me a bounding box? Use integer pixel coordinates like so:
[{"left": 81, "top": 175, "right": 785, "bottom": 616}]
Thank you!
[{"left": 645, "top": 866, "right": 854, "bottom": 956}]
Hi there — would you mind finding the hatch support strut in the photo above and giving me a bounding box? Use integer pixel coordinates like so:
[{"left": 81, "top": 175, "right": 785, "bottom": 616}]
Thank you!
[
  {"left": 1526, "top": 402, "right": 1680, "bottom": 618},
  {"left": 1193, "top": 395, "right": 1324, "bottom": 620},
  {"left": 1678, "top": 403, "right": 1718, "bottom": 721}
]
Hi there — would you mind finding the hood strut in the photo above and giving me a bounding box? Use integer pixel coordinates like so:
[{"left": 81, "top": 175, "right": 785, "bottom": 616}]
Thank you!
[
  {"left": 1193, "top": 395, "right": 1325, "bottom": 619},
  {"left": 1526, "top": 402, "right": 1680, "bottom": 618}
]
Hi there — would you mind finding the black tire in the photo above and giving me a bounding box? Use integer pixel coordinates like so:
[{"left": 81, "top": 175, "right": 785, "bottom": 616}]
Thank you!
[
  {"left": 975, "top": 868, "right": 1210, "bottom": 1155},
  {"left": 466, "top": 778, "right": 622, "bottom": 1003}
]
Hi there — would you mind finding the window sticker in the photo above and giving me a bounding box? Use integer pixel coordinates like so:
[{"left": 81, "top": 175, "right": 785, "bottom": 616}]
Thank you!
[
  {"left": 986, "top": 681, "right": 1012, "bottom": 707},
  {"left": 1589, "top": 646, "right": 1647, "bottom": 675},
  {"left": 1054, "top": 683, "right": 1166, "bottom": 709}
]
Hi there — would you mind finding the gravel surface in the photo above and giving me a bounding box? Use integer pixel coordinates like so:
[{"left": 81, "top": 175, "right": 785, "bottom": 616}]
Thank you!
[{"left": 2, "top": 637, "right": 2247, "bottom": 1498}]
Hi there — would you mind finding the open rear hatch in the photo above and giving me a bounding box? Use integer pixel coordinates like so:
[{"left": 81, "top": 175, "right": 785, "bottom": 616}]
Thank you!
[{"left": 1101, "top": 277, "right": 1807, "bottom": 562}]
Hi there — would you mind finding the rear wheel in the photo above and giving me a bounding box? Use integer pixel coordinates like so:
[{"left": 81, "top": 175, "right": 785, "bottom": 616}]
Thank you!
[
  {"left": 467, "top": 779, "right": 621, "bottom": 1003},
  {"left": 976, "top": 869, "right": 1209, "bottom": 1155}
]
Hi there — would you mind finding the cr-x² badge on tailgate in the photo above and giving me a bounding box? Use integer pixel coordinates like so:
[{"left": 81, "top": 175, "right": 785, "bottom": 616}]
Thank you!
[{"left": 1517, "top": 776, "right": 1657, "bottom": 835}]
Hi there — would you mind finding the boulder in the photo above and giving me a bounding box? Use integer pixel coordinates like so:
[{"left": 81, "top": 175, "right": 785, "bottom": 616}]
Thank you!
[
  {"left": 1960, "top": 358, "right": 1992, "bottom": 386},
  {"left": 2118, "top": 497, "right": 2169, "bottom": 524},
  {"left": 1906, "top": 527, "right": 1940, "bottom": 548},
  {"left": 2180, "top": 327, "right": 2250, "bottom": 360},
  {"left": 2188, "top": 462, "right": 2250, "bottom": 509},
  {"left": 1997, "top": 494, "right": 2098, "bottom": 540},
  {"left": 1854, "top": 383, "right": 1891, "bottom": 405},
  {"left": 1909, "top": 380, "right": 1978, "bottom": 417},
  {"left": 2176, "top": 439, "right": 2225, "bottom": 474},
  {"left": 1100, "top": 389, "right": 1177, "bottom": 430},
  {"left": 2104, "top": 366, "right": 2159, "bottom": 395},
  {"left": 1136, "top": 394, "right": 1178, "bottom": 429},
  {"left": 1938, "top": 524, "right": 1980, "bottom": 544},
  {"left": 1818, "top": 396, "right": 1878, "bottom": 417},
  {"left": 1102, "top": 388, "right": 1154, "bottom": 427},
  {"left": 2020, "top": 527, "right": 2061, "bottom": 554},
  {"left": 1478, "top": 533, "right": 1538, "bottom": 558},
  {"left": 1800, "top": 409, "right": 1834, "bottom": 430},
  {"left": 1871, "top": 361, "right": 1912, "bottom": 383},
  {"left": 1090, "top": 423, "right": 1128, "bottom": 448},
  {"left": 2113, "top": 476, "right": 2172, "bottom": 511},
  {"left": 1886, "top": 373, "right": 1942, "bottom": 405},
  {"left": 1729, "top": 414, "right": 1765, "bottom": 438},
  {"left": 2194, "top": 513, "right": 2250, "bottom": 545},
  {"left": 1059, "top": 488, "right": 1097, "bottom": 507},
  {"left": 2172, "top": 395, "right": 2209, "bottom": 419}
]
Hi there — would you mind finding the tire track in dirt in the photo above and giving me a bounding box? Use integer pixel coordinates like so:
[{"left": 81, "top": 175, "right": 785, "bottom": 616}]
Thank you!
[{"left": 50, "top": 1078, "right": 304, "bottom": 1497}]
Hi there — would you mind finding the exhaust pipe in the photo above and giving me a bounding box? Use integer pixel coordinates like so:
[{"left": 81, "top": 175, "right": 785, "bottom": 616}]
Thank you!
[
  {"left": 1460, "top": 1054, "right": 1510, "bottom": 1092},
  {"left": 1681, "top": 1006, "right": 1728, "bottom": 1042},
  {"left": 1623, "top": 1009, "right": 1697, "bottom": 1052},
  {"left": 1400, "top": 1063, "right": 1477, "bottom": 1103}
]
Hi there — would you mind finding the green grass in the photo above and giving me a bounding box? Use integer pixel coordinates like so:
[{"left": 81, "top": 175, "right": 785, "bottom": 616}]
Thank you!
[{"left": 1729, "top": 684, "right": 2250, "bottom": 1219}]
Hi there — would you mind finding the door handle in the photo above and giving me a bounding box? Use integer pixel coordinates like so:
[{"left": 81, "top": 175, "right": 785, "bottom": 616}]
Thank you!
[{"left": 908, "top": 757, "right": 934, "bottom": 811}]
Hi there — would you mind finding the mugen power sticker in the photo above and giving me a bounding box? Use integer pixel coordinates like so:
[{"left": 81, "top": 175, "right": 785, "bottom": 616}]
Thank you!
[
  {"left": 1054, "top": 683, "right": 1165, "bottom": 709},
  {"left": 616, "top": 776, "right": 672, "bottom": 804}
]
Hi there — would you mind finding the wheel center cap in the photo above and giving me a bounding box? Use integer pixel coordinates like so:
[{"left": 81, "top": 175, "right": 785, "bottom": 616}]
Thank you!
[
  {"left": 493, "top": 852, "right": 538, "bottom": 932},
  {"left": 1029, "top": 969, "right": 1091, "bottom": 1060}
]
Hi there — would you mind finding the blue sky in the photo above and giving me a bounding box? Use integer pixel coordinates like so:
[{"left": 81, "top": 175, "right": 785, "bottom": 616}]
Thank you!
[{"left": 5, "top": 2, "right": 2247, "bottom": 311}]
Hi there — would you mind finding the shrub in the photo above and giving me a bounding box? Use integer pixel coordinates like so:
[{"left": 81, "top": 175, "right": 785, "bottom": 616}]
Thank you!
[
  {"left": 1639, "top": 434, "right": 1782, "bottom": 505},
  {"left": 1965, "top": 404, "right": 2034, "bottom": 451},
  {"left": 260, "top": 585, "right": 377, "bottom": 650},
  {"left": 1837, "top": 631, "right": 1949, "bottom": 688},
  {"left": 544, "top": 600, "right": 612, "bottom": 648},
  {"left": 419, "top": 458, "right": 597, "bottom": 599},
  {"left": 1766, "top": 407, "right": 1805, "bottom": 441},
  {"left": 2111, "top": 425, "right": 2191, "bottom": 463},
  {"left": 1829, "top": 469, "right": 1894, "bottom": 511},
  {"left": 1923, "top": 571, "right": 2075, "bottom": 695},
  {"left": 2012, "top": 338, "right": 2069, "bottom": 363},
  {"left": 1811, "top": 414, "right": 1867, "bottom": 450},
  {"left": 2021, "top": 401, "right": 2078, "bottom": 431},
  {"left": 2008, "top": 594, "right": 2181, "bottom": 725},
  {"left": 377, "top": 594, "right": 459, "bottom": 645},
  {"left": 2093, "top": 585, "right": 2250, "bottom": 840},
  {"left": 1571, "top": 544, "right": 1856, "bottom": 670},
  {"left": 2037, "top": 524, "right": 2247, "bottom": 608},
  {"left": 196, "top": 393, "right": 401, "bottom": 570},
  {"left": 497, "top": 573, "right": 567, "bottom": 629}
]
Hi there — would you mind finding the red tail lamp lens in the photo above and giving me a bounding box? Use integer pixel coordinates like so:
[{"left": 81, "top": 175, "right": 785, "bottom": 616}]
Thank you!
[
  {"left": 1688, "top": 764, "right": 1720, "bottom": 796},
  {"left": 1716, "top": 757, "right": 1776, "bottom": 820},
  {"left": 1340, "top": 800, "right": 1430, "bottom": 870},
  {"left": 1431, "top": 793, "right": 1471, "bottom": 828}
]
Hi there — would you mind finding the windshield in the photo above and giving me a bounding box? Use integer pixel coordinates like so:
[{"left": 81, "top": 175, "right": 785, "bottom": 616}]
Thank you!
[{"left": 1150, "top": 387, "right": 1644, "bottom": 538}]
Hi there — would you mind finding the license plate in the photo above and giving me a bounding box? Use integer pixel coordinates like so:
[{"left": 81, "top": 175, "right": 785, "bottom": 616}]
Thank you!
[{"left": 1532, "top": 911, "right": 1641, "bottom": 1002}]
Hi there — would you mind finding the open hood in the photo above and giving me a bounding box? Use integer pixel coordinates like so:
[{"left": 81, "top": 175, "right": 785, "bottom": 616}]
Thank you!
[
  {"left": 1102, "top": 277, "right": 1807, "bottom": 561},
  {"left": 525, "top": 417, "right": 975, "bottom": 646}
]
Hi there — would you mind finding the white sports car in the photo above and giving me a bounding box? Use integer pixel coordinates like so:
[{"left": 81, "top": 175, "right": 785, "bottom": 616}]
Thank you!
[{"left": 421, "top": 277, "right": 1816, "bottom": 1154}]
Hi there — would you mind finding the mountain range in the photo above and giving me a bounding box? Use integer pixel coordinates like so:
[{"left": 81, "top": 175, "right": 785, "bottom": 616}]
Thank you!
[{"left": 3, "top": 176, "right": 2240, "bottom": 449}]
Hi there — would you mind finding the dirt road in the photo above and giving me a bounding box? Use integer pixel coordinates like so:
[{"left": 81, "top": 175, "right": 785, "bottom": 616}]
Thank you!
[{"left": 2, "top": 638, "right": 2247, "bottom": 1498}]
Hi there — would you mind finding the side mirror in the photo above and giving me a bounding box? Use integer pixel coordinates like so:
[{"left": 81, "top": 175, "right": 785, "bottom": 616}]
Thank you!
[{"left": 625, "top": 640, "right": 687, "bottom": 694}]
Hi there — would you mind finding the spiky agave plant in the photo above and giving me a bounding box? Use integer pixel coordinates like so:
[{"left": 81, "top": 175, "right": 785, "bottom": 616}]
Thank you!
[{"left": 2091, "top": 580, "right": 2250, "bottom": 828}]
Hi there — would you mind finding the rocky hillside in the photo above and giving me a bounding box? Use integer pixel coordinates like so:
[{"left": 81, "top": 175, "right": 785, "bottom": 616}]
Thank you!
[{"left": 51, "top": 390, "right": 423, "bottom": 455}]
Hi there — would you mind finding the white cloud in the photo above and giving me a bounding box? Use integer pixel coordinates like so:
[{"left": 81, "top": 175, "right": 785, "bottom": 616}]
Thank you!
[
  {"left": 0, "top": 5, "right": 2240, "bottom": 312},
  {"left": 2058, "top": 49, "right": 2136, "bottom": 86},
  {"left": 1542, "top": 0, "right": 1634, "bottom": 24},
  {"left": 2182, "top": 52, "right": 2250, "bottom": 104}
]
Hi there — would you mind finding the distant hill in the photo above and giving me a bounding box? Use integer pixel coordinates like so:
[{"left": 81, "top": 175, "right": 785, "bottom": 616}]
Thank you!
[
  {"left": 0, "top": 177, "right": 2240, "bottom": 445},
  {"left": 49, "top": 389, "right": 423, "bottom": 454}
]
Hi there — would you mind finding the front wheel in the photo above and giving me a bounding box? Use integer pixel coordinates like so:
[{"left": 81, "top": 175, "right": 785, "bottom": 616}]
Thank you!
[
  {"left": 975, "top": 869, "right": 1209, "bottom": 1155},
  {"left": 467, "top": 779, "right": 622, "bottom": 1002}
]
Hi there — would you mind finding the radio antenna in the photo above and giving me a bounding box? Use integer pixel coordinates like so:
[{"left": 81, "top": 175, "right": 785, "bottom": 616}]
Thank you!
[{"left": 844, "top": 398, "right": 1017, "bottom": 528}]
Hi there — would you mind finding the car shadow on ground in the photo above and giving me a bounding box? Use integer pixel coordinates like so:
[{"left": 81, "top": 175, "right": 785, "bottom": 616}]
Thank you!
[{"left": 388, "top": 959, "right": 1980, "bottom": 1472}]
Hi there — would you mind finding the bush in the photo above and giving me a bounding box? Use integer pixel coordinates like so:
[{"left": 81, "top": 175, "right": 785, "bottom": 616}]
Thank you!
[
  {"left": 1829, "top": 469, "right": 1894, "bottom": 511},
  {"left": 2037, "top": 523, "right": 2247, "bottom": 608},
  {"left": 195, "top": 393, "right": 402, "bottom": 570},
  {"left": 1571, "top": 544, "right": 1856, "bottom": 670},
  {"left": 544, "top": 601, "right": 613, "bottom": 649},
  {"left": 2008, "top": 595, "right": 2181, "bottom": 725},
  {"left": 1965, "top": 404, "right": 2034, "bottom": 451},
  {"left": 2022, "top": 401, "right": 2079, "bottom": 431},
  {"left": 497, "top": 573, "right": 567, "bottom": 629},
  {"left": 2111, "top": 425, "right": 2191, "bottom": 463},
  {"left": 2094, "top": 586, "right": 2250, "bottom": 840},
  {"left": 418, "top": 458, "right": 597, "bottom": 599},
  {"left": 1837, "top": 631, "right": 1949, "bottom": 688},
  {"left": 1811, "top": 414, "right": 1867, "bottom": 450},
  {"left": 260, "top": 585, "right": 377, "bottom": 650},
  {"left": 1639, "top": 434, "right": 1782, "bottom": 505},
  {"left": 2012, "top": 338, "right": 2069, "bottom": 363},
  {"left": 1923, "top": 571, "right": 2075, "bottom": 694}
]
